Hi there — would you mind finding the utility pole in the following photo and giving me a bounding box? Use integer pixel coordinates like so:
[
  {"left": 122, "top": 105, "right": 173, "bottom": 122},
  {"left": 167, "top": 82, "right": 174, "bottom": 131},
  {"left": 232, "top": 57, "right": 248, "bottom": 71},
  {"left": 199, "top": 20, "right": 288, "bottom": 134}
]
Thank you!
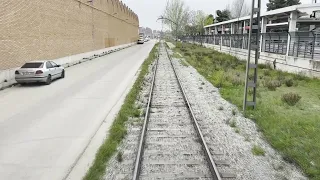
[{"left": 243, "top": 0, "right": 261, "bottom": 111}]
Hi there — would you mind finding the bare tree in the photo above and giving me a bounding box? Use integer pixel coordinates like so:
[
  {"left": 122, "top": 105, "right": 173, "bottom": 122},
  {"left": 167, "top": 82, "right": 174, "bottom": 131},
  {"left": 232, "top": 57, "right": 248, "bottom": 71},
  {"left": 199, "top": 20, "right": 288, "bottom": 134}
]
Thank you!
[
  {"left": 163, "top": 0, "right": 189, "bottom": 37},
  {"left": 185, "top": 10, "right": 207, "bottom": 35},
  {"left": 230, "top": 0, "right": 250, "bottom": 18}
]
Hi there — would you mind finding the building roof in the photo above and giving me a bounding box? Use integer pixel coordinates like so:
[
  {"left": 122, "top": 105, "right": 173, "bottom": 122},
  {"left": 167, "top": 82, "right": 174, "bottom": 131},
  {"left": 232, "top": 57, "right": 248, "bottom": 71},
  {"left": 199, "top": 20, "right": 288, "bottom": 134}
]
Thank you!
[{"left": 204, "top": 3, "right": 320, "bottom": 28}]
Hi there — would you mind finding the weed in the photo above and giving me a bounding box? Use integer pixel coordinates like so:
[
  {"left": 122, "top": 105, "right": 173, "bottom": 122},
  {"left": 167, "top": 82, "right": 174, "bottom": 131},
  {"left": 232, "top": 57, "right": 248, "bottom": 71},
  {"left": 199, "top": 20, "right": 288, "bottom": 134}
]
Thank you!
[
  {"left": 232, "top": 109, "right": 236, "bottom": 116},
  {"left": 230, "top": 120, "right": 236, "bottom": 128},
  {"left": 245, "top": 136, "right": 250, "bottom": 142},
  {"left": 282, "top": 93, "right": 301, "bottom": 106},
  {"left": 218, "top": 106, "right": 224, "bottom": 110},
  {"left": 133, "top": 108, "right": 141, "bottom": 117},
  {"left": 252, "top": 145, "right": 265, "bottom": 156},
  {"left": 117, "top": 152, "right": 123, "bottom": 162},
  {"left": 284, "top": 79, "right": 294, "bottom": 87},
  {"left": 201, "top": 82, "right": 205, "bottom": 85},
  {"left": 235, "top": 128, "right": 240, "bottom": 133}
]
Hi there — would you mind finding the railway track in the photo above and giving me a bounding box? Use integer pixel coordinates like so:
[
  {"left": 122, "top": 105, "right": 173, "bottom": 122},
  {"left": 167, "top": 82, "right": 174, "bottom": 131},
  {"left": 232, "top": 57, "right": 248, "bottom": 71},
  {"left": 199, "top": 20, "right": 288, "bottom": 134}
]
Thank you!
[{"left": 132, "top": 42, "right": 222, "bottom": 180}]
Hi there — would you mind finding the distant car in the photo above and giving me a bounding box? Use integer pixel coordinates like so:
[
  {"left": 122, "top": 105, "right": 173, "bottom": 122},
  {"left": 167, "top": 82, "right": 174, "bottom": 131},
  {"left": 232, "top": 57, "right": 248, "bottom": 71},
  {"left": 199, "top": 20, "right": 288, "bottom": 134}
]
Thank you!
[
  {"left": 137, "top": 37, "right": 144, "bottom": 44},
  {"left": 15, "top": 60, "right": 65, "bottom": 85}
]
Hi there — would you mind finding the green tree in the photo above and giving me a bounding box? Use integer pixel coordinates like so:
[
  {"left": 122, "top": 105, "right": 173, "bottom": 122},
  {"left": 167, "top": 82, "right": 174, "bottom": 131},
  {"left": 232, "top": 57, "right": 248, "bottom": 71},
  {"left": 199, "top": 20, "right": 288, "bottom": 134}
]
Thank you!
[
  {"left": 216, "top": 9, "right": 231, "bottom": 22},
  {"left": 267, "top": 0, "right": 300, "bottom": 11},
  {"left": 204, "top": 14, "right": 214, "bottom": 26}
]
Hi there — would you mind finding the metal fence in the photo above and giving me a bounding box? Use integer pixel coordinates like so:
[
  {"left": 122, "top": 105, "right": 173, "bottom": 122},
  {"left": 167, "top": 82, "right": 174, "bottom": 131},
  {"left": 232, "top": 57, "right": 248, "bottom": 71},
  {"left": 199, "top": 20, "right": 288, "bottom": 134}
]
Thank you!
[
  {"left": 181, "top": 31, "right": 320, "bottom": 59},
  {"left": 262, "top": 32, "right": 288, "bottom": 55},
  {"left": 288, "top": 31, "right": 320, "bottom": 59}
]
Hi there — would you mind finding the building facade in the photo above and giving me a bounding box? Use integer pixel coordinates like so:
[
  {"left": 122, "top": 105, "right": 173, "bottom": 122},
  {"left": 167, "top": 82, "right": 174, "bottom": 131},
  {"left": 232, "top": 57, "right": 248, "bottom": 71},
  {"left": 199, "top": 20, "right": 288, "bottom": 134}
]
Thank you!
[{"left": 0, "top": 0, "right": 139, "bottom": 70}]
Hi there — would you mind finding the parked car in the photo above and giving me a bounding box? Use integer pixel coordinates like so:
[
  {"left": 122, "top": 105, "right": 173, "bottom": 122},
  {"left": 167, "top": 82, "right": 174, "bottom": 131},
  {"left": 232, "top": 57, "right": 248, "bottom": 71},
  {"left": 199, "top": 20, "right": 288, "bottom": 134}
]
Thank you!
[
  {"left": 15, "top": 60, "right": 65, "bottom": 85},
  {"left": 137, "top": 36, "right": 144, "bottom": 44}
]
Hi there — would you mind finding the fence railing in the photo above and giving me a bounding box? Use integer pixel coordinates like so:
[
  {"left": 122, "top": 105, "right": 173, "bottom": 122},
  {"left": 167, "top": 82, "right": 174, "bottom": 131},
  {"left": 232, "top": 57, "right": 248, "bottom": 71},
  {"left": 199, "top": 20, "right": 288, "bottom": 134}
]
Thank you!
[{"left": 181, "top": 31, "right": 320, "bottom": 59}]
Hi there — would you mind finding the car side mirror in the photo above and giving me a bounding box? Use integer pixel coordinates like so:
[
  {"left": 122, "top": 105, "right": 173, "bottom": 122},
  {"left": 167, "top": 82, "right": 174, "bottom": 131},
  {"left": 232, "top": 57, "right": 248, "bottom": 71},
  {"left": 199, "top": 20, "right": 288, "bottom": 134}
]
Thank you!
[{"left": 56, "top": 64, "right": 61, "bottom": 67}]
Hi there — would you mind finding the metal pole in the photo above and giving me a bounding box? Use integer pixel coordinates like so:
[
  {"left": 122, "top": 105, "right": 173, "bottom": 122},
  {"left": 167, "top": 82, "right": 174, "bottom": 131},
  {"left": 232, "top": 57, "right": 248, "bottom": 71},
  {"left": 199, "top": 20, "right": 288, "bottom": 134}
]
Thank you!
[
  {"left": 243, "top": 0, "right": 255, "bottom": 111},
  {"left": 253, "top": 0, "right": 261, "bottom": 108},
  {"left": 243, "top": 0, "right": 261, "bottom": 111}
]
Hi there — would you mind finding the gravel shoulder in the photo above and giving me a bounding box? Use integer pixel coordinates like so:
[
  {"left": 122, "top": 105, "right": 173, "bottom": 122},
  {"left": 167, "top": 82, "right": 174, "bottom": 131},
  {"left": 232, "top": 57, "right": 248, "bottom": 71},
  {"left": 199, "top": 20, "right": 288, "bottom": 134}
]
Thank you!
[{"left": 170, "top": 51, "right": 306, "bottom": 180}]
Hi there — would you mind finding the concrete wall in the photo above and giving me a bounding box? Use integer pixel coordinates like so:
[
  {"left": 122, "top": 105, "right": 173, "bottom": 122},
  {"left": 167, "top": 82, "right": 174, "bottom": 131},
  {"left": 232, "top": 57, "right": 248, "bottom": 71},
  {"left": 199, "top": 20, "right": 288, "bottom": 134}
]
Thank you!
[
  {"left": 0, "top": 0, "right": 139, "bottom": 70},
  {"left": 200, "top": 43, "right": 320, "bottom": 78}
]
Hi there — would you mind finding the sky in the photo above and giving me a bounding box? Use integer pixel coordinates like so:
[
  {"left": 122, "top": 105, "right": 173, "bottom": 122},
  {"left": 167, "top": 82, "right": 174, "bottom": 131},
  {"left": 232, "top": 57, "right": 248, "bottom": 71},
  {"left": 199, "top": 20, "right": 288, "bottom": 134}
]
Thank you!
[{"left": 122, "top": 0, "right": 313, "bottom": 31}]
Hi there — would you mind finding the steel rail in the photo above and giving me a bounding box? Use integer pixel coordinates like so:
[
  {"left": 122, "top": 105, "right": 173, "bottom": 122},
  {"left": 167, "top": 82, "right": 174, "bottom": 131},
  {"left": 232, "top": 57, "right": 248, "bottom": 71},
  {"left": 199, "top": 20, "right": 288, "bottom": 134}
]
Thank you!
[
  {"left": 132, "top": 44, "right": 159, "bottom": 180},
  {"left": 164, "top": 44, "right": 222, "bottom": 180}
]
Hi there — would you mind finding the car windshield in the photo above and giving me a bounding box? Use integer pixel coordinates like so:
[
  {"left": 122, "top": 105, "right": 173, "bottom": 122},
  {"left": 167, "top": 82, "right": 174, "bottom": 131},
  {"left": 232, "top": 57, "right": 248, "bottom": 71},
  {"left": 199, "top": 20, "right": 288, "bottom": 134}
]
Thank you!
[{"left": 21, "top": 62, "right": 43, "bottom": 68}]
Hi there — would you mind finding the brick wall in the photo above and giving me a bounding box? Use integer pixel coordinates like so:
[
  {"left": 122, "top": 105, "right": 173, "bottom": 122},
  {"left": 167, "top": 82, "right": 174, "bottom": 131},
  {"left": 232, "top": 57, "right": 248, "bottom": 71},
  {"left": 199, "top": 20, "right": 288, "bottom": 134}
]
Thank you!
[{"left": 0, "top": 0, "right": 139, "bottom": 70}]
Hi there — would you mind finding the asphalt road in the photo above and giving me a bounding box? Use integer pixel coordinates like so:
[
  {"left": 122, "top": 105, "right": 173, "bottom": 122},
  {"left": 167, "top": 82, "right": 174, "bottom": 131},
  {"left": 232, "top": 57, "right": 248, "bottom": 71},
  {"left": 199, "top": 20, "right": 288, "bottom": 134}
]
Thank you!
[{"left": 0, "top": 41, "right": 155, "bottom": 180}]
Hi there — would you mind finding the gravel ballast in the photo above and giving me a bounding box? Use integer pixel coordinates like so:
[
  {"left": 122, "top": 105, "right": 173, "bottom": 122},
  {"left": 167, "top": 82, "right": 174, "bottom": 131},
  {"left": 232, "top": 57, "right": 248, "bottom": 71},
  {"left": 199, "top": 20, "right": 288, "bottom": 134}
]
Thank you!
[{"left": 170, "top": 51, "right": 307, "bottom": 180}]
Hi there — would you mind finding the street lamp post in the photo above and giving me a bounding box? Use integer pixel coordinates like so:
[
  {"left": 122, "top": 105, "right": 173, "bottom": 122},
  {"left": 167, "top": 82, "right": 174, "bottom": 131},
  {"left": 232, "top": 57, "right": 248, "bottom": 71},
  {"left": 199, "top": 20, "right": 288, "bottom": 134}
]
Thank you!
[{"left": 157, "top": 16, "right": 178, "bottom": 46}]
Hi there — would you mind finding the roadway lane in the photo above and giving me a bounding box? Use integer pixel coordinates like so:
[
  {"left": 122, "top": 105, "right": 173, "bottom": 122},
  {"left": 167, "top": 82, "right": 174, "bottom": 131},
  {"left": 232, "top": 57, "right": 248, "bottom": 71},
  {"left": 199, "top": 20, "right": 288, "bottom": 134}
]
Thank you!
[{"left": 0, "top": 41, "right": 155, "bottom": 180}]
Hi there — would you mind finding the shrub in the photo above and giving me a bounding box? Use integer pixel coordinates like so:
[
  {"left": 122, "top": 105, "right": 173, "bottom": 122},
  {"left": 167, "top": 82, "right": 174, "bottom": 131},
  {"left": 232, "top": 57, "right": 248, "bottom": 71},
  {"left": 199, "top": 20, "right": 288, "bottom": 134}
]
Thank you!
[
  {"left": 284, "top": 79, "right": 294, "bottom": 87},
  {"left": 264, "top": 80, "right": 281, "bottom": 91},
  {"left": 252, "top": 145, "right": 265, "bottom": 156},
  {"left": 282, "top": 93, "right": 301, "bottom": 106}
]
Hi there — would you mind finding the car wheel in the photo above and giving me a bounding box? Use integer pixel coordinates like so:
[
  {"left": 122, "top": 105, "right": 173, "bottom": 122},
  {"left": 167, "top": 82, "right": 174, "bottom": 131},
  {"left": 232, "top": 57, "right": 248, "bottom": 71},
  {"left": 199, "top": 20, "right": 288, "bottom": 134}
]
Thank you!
[
  {"left": 61, "top": 70, "right": 65, "bottom": 79},
  {"left": 45, "top": 75, "right": 52, "bottom": 85},
  {"left": 20, "top": 83, "right": 26, "bottom": 86}
]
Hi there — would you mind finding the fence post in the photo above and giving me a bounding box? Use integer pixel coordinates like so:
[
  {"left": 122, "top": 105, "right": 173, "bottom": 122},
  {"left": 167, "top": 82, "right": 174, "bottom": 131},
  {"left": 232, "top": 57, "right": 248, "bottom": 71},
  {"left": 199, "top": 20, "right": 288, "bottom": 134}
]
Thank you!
[{"left": 312, "top": 31, "right": 315, "bottom": 59}]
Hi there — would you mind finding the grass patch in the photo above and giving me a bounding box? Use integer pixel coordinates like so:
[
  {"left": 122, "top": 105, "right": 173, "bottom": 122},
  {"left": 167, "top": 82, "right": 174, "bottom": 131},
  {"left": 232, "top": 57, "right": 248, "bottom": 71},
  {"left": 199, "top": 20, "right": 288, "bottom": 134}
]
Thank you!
[
  {"left": 252, "top": 145, "right": 265, "bottom": 156},
  {"left": 83, "top": 43, "right": 159, "bottom": 180},
  {"left": 174, "top": 42, "right": 320, "bottom": 179}
]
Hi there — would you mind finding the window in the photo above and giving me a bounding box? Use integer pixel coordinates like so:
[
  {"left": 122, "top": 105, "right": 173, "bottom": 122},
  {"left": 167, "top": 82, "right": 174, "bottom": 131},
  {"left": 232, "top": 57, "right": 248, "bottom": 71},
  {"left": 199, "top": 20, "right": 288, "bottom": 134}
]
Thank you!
[
  {"left": 21, "top": 62, "right": 43, "bottom": 68},
  {"left": 50, "top": 61, "right": 58, "bottom": 67},
  {"left": 46, "top": 62, "right": 53, "bottom": 69}
]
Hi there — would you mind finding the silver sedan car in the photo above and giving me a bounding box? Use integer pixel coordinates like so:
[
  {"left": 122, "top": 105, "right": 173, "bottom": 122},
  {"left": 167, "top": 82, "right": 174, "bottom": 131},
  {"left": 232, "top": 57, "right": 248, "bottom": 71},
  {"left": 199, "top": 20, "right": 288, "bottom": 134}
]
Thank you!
[{"left": 15, "top": 60, "right": 65, "bottom": 85}]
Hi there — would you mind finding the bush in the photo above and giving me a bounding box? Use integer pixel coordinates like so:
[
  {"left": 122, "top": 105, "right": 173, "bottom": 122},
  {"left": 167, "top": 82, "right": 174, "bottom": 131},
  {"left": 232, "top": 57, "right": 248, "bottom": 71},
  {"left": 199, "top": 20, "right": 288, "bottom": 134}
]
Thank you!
[
  {"left": 264, "top": 80, "right": 281, "bottom": 91},
  {"left": 284, "top": 79, "right": 294, "bottom": 87},
  {"left": 282, "top": 93, "right": 301, "bottom": 106}
]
